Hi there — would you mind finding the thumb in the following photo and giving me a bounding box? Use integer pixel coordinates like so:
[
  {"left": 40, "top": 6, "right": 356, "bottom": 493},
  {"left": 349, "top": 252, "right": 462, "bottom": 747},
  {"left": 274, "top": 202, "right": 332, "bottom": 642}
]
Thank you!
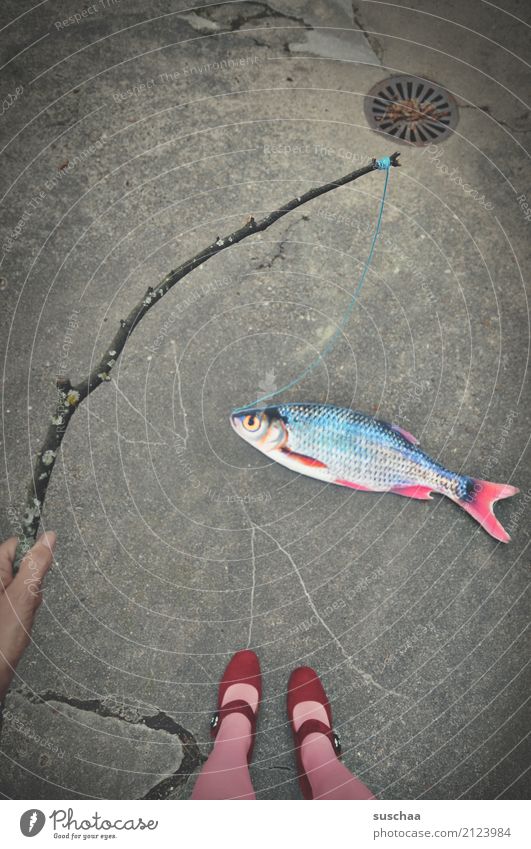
[{"left": 13, "top": 532, "right": 56, "bottom": 598}]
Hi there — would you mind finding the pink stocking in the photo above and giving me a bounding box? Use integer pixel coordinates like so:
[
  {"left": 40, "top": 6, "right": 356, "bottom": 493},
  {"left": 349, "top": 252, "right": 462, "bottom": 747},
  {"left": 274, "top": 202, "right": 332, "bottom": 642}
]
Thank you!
[
  {"left": 191, "top": 684, "right": 258, "bottom": 800},
  {"left": 294, "top": 701, "right": 375, "bottom": 800},
  {"left": 301, "top": 732, "right": 375, "bottom": 800}
]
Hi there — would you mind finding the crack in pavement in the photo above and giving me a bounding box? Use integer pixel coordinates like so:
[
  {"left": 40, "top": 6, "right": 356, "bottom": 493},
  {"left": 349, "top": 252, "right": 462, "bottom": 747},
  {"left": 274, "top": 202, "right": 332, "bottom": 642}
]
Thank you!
[
  {"left": 179, "top": 1, "right": 381, "bottom": 63},
  {"left": 256, "top": 239, "right": 287, "bottom": 270},
  {"left": 253, "top": 216, "right": 304, "bottom": 270},
  {"left": 257, "top": 525, "right": 404, "bottom": 699},
  {"left": 189, "top": 1, "right": 311, "bottom": 32},
  {"left": 246, "top": 525, "right": 257, "bottom": 648},
  {"left": 110, "top": 379, "right": 179, "bottom": 440},
  {"left": 179, "top": 1, "right": 311, "bottom": 50},
  {"left": 11, "top": 688, "right": 205, "bottom": 800},
  {"left": 87, "top": 408, "right": 167, "bottom": 447},
  {"left": 222, "top": 474, "right": 403, "bottom": 699}
]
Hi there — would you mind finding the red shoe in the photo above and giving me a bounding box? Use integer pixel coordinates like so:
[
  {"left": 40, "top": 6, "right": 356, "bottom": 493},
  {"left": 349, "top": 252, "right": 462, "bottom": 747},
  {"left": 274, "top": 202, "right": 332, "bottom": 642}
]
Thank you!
[
  {"left": 287, "top": 666, "right": 342, "bottom": 799},
  {"left": 210, "top": 650, "right": 261, "bottom": 763}
]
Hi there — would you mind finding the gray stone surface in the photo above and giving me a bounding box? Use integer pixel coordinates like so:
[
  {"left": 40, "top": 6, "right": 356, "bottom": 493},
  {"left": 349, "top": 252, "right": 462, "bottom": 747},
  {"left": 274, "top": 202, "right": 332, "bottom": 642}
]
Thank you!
[
  {"left": 0, "top": 689, "right": 186, "bottom": 799},
  {"left": 0, "top": 0, "right": 529, "bottom": 799}
]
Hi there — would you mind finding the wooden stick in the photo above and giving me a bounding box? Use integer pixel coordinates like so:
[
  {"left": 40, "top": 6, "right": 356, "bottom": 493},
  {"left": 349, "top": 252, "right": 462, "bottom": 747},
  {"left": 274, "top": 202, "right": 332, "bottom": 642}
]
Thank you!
[{"left": 14, "top": 151, "right": 400, "bottom": 569}]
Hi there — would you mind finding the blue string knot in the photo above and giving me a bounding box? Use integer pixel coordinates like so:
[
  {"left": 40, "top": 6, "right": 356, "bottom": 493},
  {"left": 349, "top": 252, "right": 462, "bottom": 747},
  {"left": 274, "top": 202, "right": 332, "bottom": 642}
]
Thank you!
[{"left": 376, "top": 156, "right": 392, "bottom": 170}]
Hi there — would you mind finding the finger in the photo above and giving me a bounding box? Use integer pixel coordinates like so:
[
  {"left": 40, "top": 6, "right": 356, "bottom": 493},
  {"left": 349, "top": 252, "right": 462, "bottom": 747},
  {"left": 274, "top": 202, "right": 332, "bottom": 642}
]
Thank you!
[
  {"left": 0, "top": 536, "right": 19, "bottom": 590},
  {"left": 13, "top": 532, "right": 56, "bottom": 600}
]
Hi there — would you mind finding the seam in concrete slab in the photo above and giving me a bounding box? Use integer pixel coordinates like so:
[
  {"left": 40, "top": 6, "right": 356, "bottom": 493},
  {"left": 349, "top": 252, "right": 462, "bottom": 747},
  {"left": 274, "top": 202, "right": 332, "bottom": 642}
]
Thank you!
[
  {"left": 352, "top": 2, "right": 384, "bottom": 62},
  {"left": 11, "top": 688, "right": 205, "bottom": 800}
]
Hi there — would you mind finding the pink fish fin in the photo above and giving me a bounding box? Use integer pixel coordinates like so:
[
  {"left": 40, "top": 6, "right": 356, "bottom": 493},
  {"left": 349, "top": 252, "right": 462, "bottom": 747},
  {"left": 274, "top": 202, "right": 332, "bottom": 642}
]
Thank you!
[
  {"left": 459, "top": 479, "right": 519, "bottom": 543},
  {"left": 335, "top": 479, "right": 374, "bottom": 492},
  {"left": 280, "top": 447, "right": 328, "bottom": 469},
  {"left": 390, "top": 484, "right": 434, "bottom": 500},
  {"left": 390, "top": 423, "right": 420, "bottom": 445}
]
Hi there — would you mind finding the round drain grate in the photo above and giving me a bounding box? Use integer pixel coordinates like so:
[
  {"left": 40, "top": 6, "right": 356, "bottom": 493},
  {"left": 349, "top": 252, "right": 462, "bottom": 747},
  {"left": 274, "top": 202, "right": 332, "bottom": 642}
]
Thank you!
[{"left": 364, "top": 75, "right": 458, "bottom": 146}]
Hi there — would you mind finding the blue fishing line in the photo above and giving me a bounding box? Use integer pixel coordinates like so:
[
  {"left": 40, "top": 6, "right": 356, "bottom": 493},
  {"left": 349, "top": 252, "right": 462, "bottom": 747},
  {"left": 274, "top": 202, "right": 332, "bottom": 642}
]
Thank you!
[{"left": 233, "top": 158, "right": 392, "bottom": 413}]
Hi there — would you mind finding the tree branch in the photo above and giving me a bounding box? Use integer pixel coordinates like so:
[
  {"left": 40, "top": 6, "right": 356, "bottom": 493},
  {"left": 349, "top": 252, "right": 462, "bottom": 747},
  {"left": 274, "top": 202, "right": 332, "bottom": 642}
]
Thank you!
[{"left": 14, "top": 152, "right": 400, "bottom": 569}]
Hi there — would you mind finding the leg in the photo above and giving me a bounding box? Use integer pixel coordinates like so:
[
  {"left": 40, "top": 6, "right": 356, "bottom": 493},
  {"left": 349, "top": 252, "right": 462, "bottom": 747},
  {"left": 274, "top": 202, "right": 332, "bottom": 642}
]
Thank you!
[
  {"left": 288, "top": 667, "right": 376, "bottom": 801},
  {"left": 191, "top": 654, "right": 261, "bottom": 800},
  {"left": 192, "top": 711, "right": 256, "bottom": 800},
  {"left": 300, "top": 729, "right": 375, "bottom": 800}
]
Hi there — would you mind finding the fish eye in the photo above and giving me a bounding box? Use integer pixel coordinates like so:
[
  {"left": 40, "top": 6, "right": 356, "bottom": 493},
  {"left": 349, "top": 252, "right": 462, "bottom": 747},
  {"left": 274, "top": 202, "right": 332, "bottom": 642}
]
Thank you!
[{"left": 243, "top": 414, "right": 261, "bottom": 432}]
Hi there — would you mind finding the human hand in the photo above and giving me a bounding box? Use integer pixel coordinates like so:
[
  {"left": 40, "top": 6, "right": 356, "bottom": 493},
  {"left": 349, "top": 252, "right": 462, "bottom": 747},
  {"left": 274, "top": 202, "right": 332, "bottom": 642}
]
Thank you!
[{"left": 0, "top": 532, "right": 56, "bottom": 703}]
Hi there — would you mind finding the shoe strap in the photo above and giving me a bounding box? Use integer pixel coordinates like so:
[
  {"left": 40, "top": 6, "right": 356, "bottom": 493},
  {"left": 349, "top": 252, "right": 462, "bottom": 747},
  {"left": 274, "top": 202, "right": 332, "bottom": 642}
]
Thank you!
[
  {"left": 210, "top": 699, "right": 256, "bottom": 737},
  {"left": 295, "top": 718, "right": 341, "bottom": 756}
]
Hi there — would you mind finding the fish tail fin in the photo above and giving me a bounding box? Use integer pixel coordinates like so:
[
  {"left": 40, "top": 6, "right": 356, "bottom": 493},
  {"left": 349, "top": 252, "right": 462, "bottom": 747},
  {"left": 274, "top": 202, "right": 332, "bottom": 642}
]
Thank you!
[{"left": 459, "top": 479, "right": 519, "bottom": 542}]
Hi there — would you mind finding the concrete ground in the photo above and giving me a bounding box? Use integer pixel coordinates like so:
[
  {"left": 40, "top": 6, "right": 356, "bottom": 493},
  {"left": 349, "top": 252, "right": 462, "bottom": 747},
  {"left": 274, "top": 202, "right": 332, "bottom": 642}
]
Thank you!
[{"left": 0, "top": 0, "right": 529, "bottom": 800}]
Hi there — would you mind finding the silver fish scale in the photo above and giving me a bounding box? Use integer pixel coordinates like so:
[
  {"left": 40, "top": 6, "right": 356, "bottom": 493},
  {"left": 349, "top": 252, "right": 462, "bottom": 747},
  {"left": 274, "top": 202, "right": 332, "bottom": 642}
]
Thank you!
[{"left": 275, "top": 403, "right": 468, "bottom": 497}]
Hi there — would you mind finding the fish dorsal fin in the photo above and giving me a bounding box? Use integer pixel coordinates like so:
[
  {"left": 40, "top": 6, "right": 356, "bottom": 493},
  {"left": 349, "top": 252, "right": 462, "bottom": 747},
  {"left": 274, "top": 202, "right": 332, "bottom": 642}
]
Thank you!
[{"left": 389, "top": 423, "right": 420, "bottom": 445}]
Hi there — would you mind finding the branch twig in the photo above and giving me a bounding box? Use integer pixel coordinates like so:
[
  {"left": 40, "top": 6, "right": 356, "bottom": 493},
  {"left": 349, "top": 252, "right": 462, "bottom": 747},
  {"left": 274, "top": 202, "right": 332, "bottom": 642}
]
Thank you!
[{"left": 14, "top": 152, "right": 400, "bottom": 569}]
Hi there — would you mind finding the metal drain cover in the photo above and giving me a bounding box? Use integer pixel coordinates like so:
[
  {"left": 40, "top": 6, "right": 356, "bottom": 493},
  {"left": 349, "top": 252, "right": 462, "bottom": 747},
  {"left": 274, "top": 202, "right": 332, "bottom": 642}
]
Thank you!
[{"left": 364, "top": 75, "right": 458, "bottom": 146}]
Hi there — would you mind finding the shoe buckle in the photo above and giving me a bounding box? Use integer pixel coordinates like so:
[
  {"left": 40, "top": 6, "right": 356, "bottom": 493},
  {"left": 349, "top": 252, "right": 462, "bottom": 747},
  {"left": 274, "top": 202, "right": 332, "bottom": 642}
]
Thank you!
[
  {"left": 210, "top": 711, "right": 220, "bottom": 730},
  {"left": 332, "top": 731, "right": 341, "bottom": 754}
]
